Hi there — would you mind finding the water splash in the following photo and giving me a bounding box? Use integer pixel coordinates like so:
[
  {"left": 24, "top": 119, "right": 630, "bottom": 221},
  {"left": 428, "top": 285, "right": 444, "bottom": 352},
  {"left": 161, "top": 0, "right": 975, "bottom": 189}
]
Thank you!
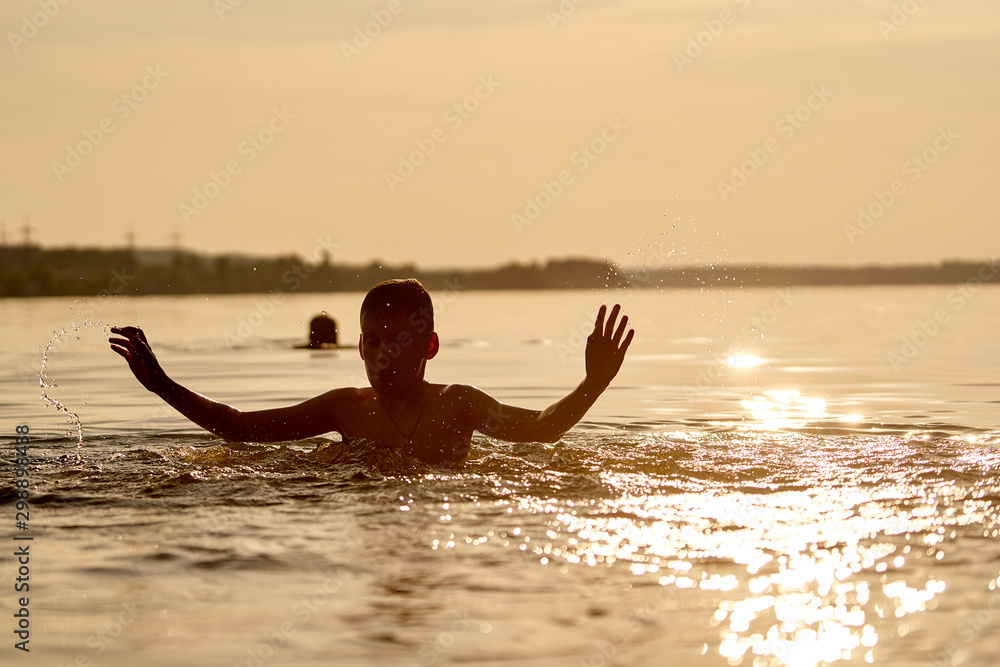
[{"left": 38, "top": 319, "right": 112, "bottom": 462}]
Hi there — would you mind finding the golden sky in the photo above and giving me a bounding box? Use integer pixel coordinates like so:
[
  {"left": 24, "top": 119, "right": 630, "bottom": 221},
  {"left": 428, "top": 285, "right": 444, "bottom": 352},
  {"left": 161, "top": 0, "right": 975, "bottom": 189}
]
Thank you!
[{"left": 1, "top": 0, "right": 997, "bottom": 268}]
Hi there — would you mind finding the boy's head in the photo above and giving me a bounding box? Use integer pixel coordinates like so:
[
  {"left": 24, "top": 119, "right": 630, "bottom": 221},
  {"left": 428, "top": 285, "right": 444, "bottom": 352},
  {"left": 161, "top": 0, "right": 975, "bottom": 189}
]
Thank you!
[
  {"left": 360, "top": 278, "right": 433, "bottom": 333},
  {"left": 359, "top": 279, "right": 438, "bottom": 395}
]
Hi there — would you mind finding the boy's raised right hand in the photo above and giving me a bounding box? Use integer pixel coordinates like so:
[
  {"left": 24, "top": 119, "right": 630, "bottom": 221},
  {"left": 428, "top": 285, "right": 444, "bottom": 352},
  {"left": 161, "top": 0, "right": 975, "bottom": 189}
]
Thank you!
[{"left": 109, "top": 326, "right": 169, "bottom": 395}]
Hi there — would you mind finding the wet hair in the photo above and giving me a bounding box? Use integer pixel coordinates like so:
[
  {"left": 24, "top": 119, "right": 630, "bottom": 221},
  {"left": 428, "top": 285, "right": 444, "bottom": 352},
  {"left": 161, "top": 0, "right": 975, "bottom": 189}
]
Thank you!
[{"left": 360, "top": 278, "right": 433, "bottom": 333}]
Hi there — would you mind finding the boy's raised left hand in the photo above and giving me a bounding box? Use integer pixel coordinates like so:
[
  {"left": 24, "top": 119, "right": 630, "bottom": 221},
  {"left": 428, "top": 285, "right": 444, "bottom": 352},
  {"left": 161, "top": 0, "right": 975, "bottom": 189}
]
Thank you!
[{"left": 584, "top": 304, "right": 634, "bottom": 391}]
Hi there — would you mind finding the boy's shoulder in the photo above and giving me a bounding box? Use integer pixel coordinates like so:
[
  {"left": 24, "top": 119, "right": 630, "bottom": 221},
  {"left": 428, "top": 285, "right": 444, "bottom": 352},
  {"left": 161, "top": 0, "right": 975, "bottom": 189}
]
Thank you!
[
  {"left": 316, "top": 386, "right": 372, "bottom": 410},
  {"left": 424, "top": 383, "right": 495, "bottom": 411},
  {"left": 326, "top": 386, "right": 370, "bottom": 400},
  {"left": 429, "top": 383, "right": 488, "bottom": 400},
  {"left": 433, "top": 384, "right": 504, "bottom": 420}
]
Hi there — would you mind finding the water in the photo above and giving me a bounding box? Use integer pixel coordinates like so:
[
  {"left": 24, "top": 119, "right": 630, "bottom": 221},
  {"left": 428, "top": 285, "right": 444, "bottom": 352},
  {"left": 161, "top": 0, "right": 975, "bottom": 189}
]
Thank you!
[{"left": 2, "top": 287, "right": 999, "bottom": 666}]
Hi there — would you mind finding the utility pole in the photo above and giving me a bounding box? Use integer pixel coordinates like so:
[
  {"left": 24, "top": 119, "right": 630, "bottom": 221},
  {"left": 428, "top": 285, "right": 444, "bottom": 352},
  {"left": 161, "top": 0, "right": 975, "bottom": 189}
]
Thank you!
[
  {"left": 21, "top": 215, "right": 34, "bottom": 247},
  {"left": 169, "top": 226, "right": 182, "bottom": 267}
]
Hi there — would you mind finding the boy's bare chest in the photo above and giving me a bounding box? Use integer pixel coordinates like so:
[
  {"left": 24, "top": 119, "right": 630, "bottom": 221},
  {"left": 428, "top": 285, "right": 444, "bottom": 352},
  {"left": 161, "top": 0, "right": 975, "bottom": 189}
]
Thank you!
[{"left": 342, "top": 394, "right": 472, "bottom": 464}]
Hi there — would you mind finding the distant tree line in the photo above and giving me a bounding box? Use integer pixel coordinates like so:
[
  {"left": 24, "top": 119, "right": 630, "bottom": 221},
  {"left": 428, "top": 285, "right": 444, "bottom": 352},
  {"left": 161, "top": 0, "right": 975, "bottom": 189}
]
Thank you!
[{"left": 0, "top": 245, "right": 996, "bottom": 298}]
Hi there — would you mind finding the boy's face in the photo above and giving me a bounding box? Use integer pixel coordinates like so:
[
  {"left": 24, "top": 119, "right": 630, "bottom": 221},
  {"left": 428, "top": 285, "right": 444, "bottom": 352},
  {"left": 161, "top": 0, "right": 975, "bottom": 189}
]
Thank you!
[{"left": 359, "top": 315, "right": 438, "bottom": 397}]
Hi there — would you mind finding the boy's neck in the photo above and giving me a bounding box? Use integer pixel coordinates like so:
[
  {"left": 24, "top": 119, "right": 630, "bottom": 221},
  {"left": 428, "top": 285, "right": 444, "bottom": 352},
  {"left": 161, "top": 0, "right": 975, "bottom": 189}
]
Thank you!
[{"left": 374, "top": 379, "right": 427, "bottom": 409}]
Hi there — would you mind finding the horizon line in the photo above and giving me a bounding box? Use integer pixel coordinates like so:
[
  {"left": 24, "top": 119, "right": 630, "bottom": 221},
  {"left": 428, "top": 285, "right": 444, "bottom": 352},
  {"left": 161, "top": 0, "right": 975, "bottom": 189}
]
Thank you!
[{"left": 2, "top": 241, "right": 997, "bottom": 272}]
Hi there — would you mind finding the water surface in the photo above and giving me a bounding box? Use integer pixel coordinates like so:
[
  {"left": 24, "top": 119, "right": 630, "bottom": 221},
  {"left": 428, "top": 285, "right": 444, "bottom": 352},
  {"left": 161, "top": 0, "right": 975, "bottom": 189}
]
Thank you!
[{"left": 2, "top": 287, "right": 999, "bottom": 666}]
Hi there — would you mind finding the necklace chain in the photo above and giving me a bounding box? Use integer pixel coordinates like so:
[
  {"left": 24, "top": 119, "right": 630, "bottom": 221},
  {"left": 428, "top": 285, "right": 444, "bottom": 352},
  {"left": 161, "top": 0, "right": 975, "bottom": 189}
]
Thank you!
[{"left": 381, "top": 396, "right": 424, "bottom": 442}]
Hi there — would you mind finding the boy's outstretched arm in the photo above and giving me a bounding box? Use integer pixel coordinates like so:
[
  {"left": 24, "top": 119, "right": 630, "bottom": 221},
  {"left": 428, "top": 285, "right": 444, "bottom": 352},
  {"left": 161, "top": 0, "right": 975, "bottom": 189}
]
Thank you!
[
  {"left": 109, "top": 326, "right": 340, "bottom": 442},
  {"left": 468, "top": 304, "right": 634, "bottom": 443}
]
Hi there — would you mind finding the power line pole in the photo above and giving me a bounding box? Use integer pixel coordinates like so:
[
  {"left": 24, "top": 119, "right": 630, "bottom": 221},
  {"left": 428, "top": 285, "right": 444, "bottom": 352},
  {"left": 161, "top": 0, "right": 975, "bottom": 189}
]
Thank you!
[
  {"left": 21, "top": 215, "right": 34, "bottom": 247},
  {"left": 169, "top": 226, "right": 183, "bottom": 267}
]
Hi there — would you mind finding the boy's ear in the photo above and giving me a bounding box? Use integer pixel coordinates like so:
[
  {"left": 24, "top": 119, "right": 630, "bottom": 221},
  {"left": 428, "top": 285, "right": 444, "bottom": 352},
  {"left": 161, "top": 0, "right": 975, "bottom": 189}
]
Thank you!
[
  {"left": 358, "top": 334, "right": 364, "bottom": 360},
  {"left": 426, "top": 332, "right": 439, "bottom": 360}
]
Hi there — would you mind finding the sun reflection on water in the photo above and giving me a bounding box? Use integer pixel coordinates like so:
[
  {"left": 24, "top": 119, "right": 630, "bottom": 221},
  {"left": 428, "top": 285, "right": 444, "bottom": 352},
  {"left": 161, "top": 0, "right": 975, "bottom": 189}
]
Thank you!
[
  {"left": 487, "top": 461, "right": 983, "bottom": 662},
  {"left": 741, "top": 390, "right": 829, "bottom": 428},
  {"left": 535, "top": 485, "right": 955, "bottom": 666},
  {"left": 453, "top": 428, "right": 1000, "bottom": 665}
]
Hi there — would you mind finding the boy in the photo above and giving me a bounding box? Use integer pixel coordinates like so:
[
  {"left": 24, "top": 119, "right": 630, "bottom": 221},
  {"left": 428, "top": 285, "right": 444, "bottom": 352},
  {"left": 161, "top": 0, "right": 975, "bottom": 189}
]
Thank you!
[{"left": 109, "top": 279, "right": 633, "bottom": 466}]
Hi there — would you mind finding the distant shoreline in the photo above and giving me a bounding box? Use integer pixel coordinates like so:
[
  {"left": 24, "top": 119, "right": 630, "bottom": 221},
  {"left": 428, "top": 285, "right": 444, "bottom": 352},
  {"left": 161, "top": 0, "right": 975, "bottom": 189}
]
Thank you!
[{"left": 0, "top": 245, "right": 997, "bottom": 298}]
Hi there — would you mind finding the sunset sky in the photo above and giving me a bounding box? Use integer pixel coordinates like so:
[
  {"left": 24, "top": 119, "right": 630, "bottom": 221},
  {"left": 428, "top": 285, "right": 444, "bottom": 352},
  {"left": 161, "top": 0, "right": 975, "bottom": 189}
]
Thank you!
[{"left": 1, "top": 0, "right": 997, "bottom": 269}]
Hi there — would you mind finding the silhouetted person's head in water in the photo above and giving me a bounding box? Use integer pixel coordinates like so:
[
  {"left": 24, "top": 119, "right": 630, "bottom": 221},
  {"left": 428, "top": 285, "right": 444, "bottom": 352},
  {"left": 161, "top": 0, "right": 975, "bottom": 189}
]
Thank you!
[{"left": 303, "top": 313, "right": 338, "bottom": 349}]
